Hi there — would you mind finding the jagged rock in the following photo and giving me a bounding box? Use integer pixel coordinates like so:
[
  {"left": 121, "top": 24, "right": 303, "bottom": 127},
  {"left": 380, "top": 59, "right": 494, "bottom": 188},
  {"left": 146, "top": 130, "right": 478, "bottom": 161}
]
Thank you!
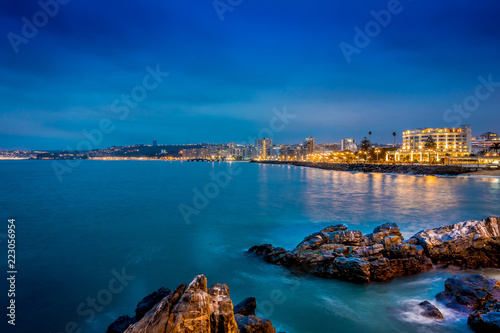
[
  {"left": 135, "top": 287, "right": 171, "bottom": 321},
  {"left": 234, "top": 297, "right": 256, "bottom": 316},
  {"left": 412, "top": 217, "right": 500, "bottom": 267},
  {"left": 419, "top": 301, "right": 443, "bottom": 319},
  {"left": 436, "top": 274, "right": 500, "bottom": 313},
  {"left": 468, "top": 299, "right": 500, "bottom": 332},
  {"left": 435, "top": 274, "right": 500, "bottom": 332},
  {"left": 208, "top": 283, "right": 239, "bottom": 333},
  {"left": 107, "top": 315, "right": 135, "bottom": 333},
  {"left": 109, "top": 275, "right": 278, "bottom": 333},
  {"left": 249, "top": 218, "right": 500, "bottom": 284}
]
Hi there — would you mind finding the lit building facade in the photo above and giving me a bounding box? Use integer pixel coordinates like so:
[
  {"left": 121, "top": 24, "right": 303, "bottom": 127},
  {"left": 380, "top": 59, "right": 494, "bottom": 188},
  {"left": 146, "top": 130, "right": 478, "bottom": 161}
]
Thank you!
[
  {"left": 388, "top": 125, "right": 472, "bottom": 162},
  {"left": 255, "top": 138, "right": 273, "bottom": 159},
  {"left": 341, "top": 138, "right": 357, "bottom": 152},
  {"left": 472, "top": 132, "right": 499, "bottom": 154}
]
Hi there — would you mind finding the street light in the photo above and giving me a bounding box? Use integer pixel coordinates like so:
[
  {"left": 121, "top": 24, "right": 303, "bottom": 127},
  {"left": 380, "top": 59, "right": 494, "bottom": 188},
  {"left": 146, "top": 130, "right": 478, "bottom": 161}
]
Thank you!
[{"left": 375, "top": 149, "right": 381, "bottom": 162}]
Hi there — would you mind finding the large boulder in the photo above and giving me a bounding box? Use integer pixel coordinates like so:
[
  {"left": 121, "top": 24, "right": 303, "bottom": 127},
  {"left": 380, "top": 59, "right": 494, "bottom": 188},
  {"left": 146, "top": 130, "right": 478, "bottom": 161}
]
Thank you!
[
  {"left": 436, "top": 274, "right": 500, "bottom": 312},
  {"left": 435, "top": 274, "right": 500, "bottom": 332},
  {"left": 412, "top": 217, "right": 500, "bottom": 267}
]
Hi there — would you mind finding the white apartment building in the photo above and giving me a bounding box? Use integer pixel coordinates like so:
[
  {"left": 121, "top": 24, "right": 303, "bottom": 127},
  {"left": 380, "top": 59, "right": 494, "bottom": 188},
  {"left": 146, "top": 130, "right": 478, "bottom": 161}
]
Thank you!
[{"left": 388, "top": 125, "right": 472, "bottom": 162}]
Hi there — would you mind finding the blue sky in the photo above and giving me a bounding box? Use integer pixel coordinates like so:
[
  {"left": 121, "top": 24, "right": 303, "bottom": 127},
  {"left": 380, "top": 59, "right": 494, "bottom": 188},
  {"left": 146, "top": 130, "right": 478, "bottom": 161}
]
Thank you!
[{"left": 1, "top": 0, "right": 500, "bottom": 149}]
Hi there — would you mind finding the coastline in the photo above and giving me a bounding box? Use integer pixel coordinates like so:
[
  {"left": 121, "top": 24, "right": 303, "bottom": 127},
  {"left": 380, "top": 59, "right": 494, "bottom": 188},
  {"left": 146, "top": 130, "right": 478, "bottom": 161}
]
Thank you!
[{"left": 251, "top": 160, "right": 492, "bottom": 176}]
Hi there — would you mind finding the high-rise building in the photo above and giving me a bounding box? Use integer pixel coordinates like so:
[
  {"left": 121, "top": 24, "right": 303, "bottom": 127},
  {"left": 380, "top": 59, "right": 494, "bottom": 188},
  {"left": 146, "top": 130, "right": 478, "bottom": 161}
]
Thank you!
[
  {"left": 153, "top": 140, "right": 157, "bottom": 147},
  {"left": 304, "top": 137, "right": 316, "bottom": 155},
  {"left": 341, "top": 138, "right": 357, "bottom": 152},
  {"left": 255, "top": 138, "right": 273, "bottom": 159}
]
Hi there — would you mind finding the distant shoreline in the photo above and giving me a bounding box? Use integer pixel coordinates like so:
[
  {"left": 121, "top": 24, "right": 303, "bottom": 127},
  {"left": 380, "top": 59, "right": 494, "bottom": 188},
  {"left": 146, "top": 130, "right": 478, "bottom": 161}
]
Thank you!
[{"left": 251, "top": 160, "right": 495, "bottom": 176}]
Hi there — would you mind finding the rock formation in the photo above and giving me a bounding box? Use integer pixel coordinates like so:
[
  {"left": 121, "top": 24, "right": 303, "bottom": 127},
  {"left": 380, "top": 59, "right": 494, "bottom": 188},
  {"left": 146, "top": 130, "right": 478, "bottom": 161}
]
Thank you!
[
  {"left": 435, "top": 274, "right": 500, "bottom": 332},
  {"left": 413, "top": 217, "right": 500, "bottom": 268},
  {"left": 108, "top": 275, "right": 278, "bottom": 333},
  {"left": 249, "top": 217, "right": 500, "bottom": 284},
  {"left": 418, "top": 301, "right": 443, "bottom": 319}
]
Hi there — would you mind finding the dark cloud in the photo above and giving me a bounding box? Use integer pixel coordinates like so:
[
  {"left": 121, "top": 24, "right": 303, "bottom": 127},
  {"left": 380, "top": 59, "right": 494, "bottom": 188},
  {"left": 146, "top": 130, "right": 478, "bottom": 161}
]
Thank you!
[{"left": 0, "top": 0, "right": 499, "bottom": 149}]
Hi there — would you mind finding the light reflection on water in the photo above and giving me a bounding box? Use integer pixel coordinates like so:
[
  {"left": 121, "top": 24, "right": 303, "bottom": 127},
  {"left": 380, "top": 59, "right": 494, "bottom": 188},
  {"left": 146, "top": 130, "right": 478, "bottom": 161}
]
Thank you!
[{"left": 1, "top": 161, "right": 499, "bottom": 333}]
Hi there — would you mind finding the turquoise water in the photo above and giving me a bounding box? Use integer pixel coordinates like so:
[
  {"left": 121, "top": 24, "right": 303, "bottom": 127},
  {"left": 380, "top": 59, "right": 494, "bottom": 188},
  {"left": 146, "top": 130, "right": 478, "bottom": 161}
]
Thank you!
[{"left": 1, "top": 160, "right": 499, "bottom": 333}]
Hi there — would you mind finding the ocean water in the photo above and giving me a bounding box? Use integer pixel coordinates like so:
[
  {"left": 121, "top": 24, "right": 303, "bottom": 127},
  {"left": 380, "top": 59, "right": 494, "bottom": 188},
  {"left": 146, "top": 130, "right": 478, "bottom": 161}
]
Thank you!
[{"left": 0, "top": 160, "right": 499, "bottom": 333}]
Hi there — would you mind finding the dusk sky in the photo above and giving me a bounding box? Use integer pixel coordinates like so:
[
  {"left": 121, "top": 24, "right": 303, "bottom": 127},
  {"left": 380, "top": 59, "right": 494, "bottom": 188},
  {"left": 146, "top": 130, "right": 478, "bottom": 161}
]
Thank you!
[{"left": 1, "top": 0, "right": 500, "bottom": 150}]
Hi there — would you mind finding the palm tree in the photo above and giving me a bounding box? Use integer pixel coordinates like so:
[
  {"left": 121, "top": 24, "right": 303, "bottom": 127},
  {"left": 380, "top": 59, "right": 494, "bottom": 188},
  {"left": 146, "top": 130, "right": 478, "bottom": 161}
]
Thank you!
[
  {"left": 489, "top": 142, "right": 500, "bottom": 154},
  {"left": 368, "top": 131, "right": 372, "bottom": 141},
  {"left": 392, "top": 132, "right": 397, "bottom": 146},
  {"left": 424, "top": 136, "right": 437, "bottom": 163}
]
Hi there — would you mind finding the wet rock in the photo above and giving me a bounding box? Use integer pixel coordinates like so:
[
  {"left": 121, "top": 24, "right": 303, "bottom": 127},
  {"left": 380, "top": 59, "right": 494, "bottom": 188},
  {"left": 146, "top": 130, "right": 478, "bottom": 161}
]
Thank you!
[
  {"left": 412, "top": 217, "right": 500, "bottom": 268},
  {"left": 250, "top": 222, "right": 431, "bottom": 283},
  {"left": 234, "top": 297, "right": 256, "bottom": 316},
  {"left": 419, "top": 301, "right": 443, "bottom": 319},
  {"left": 249, "top": 218, "right": 500, "bottom": 284},
  {"left": 435, "top": 274, "right": 500, "bottom": 332},
  {"left": 436, "top": 274, "right": 500, "bottom": 313},
  {"left": 468, "top": 299, "right": 500, "bottom": 332}
]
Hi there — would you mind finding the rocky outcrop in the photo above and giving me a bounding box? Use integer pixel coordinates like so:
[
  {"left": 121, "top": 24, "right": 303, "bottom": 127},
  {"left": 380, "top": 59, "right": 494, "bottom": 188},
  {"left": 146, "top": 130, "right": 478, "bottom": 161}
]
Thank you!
[
  {"left": 108, "top": 275, "right": 278, "bottom": 333},
  {"left": 412, "top": 217, "right": 500, "bottom": 268},
  {"left": 435, "top": 274, "right": 500, "bottom": 332},
  {"left": 107, "top": 287, "right": 172, "bottom": 333},
  {"left": 250, "top": 223, "right": 432, "bottom": 283},
  {"left": 233, "top": 297, "right": 256, "bottom": 316},
  {"left": 468, "top": 299, "right": 500, "bottom": 332},
  {"left": 249, "top": 218, "right": 500, "bottom": 284},
  {"left": 419, "top": 301, "right": 443, "bottom": 319}
]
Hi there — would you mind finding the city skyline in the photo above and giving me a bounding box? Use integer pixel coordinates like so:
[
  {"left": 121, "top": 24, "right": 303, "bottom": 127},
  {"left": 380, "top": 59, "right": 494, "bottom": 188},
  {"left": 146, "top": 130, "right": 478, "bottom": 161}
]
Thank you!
[{"left": 1, "top": 0, "right": 500, "bottom": 150}]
